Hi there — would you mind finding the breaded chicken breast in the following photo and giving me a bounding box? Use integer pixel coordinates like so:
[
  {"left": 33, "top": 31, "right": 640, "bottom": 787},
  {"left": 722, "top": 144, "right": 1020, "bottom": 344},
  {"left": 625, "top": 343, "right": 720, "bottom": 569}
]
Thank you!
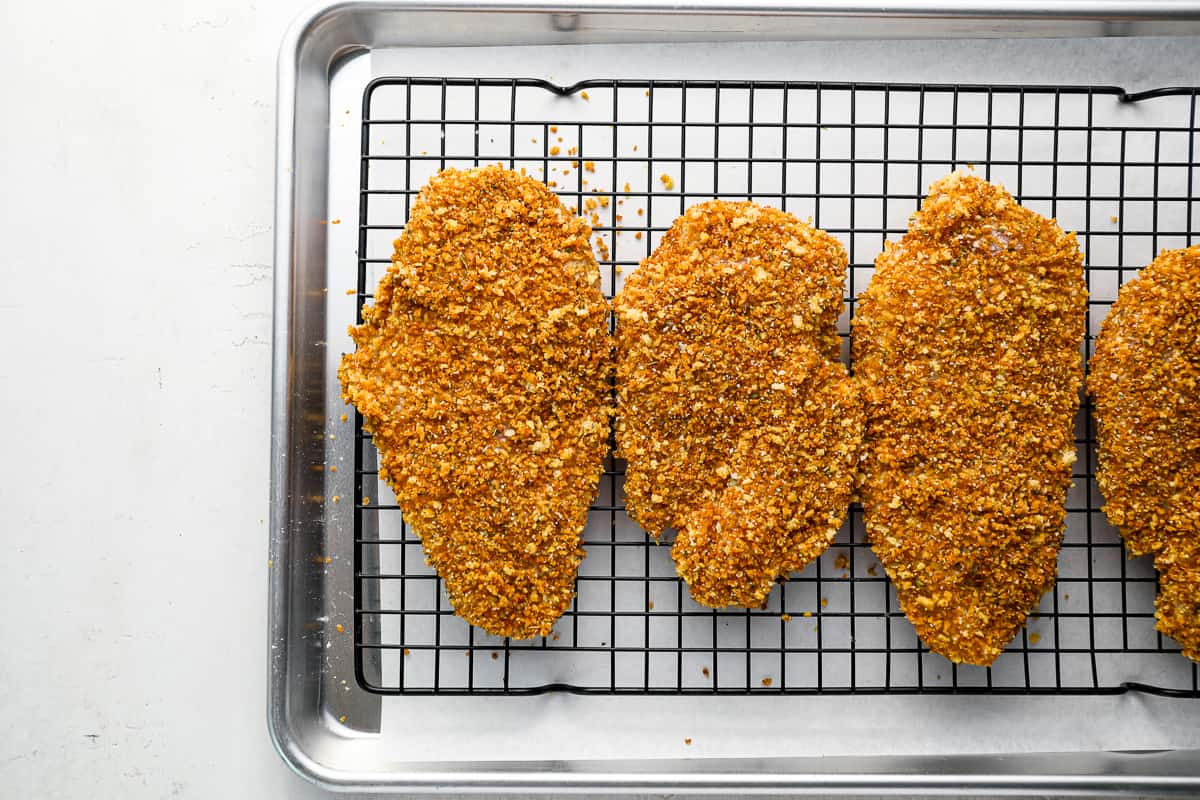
[
  {"left": 1089, "top": 243, "right": 1200, "bottom": 661},
  {"left": 615, "top": 200, "right": 862, "bottom": 608},
  {"left": 853, "top": 171, "right": 1087, "bottom": 665},
  {"left": 338, "top": 166, "right": 612, "bottom": 639}
]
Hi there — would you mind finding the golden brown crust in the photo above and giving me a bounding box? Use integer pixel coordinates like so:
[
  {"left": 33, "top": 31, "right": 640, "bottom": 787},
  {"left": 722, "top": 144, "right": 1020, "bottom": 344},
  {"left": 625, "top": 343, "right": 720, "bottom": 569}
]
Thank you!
[
  {"left": 338, "top": 166, "right": 612, "bottom": 639},
  {"left": 1089, "top": 244, "right": 1200, "bottom": 661},
  {"left": 853, "top": 171, "right": 1087, "bottom": 665},
  {"left": 614, "top": 200, "right": 862, "bottom": 608},
  {"left": 1154, "top": 543, "right": 1200, "bottom": 662}
]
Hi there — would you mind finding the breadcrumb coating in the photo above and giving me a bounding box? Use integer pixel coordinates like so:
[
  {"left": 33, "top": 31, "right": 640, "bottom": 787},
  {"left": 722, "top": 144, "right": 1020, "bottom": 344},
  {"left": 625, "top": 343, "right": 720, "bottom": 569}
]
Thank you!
[
  {"left": 615, "top": 200, "right": 862, "bottom": 608},
  {"left": 1090, "top": 244, "right": 1200, "bottom": 661},
  {"left": 853, "top": 171, "right": 1087, "bottom": 665},
  {"left": 338, "top": 166, "right": 612, "bottom": 639}
]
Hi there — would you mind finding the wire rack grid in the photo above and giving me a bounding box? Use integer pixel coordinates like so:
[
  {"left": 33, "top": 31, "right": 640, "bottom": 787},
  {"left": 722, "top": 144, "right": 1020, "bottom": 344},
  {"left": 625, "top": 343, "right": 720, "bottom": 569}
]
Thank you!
[{"left": 349, "top": 77, "right": 1199, "bottom": 697}]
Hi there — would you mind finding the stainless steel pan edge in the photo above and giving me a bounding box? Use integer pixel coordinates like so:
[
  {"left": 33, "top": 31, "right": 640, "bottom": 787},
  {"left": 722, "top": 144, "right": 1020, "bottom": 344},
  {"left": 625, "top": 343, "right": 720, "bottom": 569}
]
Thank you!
[{"left": 270, "top": 0, "right": 1200, "bottom": 793}]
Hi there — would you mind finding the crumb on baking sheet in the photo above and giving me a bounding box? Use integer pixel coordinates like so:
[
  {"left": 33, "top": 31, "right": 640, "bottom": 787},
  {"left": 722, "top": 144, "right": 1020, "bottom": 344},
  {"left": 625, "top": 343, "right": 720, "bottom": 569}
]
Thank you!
[
  {"left": 580, "top": 91, "right": 590, "bottom": 101},
  {"left": 781, "top": 613, "right": 791, "bottom": 622},
  {"left": 684, "top": 738, "right": 692, "bottom": 745},
  {"left": 701, "top": 666, "right": 710, "bottom": 678},
  {"left": 659, "top": 173, "right": 674, "bottom": 190},
  {"left": 833, "top": 552, "right": 849, "bottom": 570},
  {"left": 336, "top": 623, "right": 345, "bottom": 633},
  {"left": 1029, "top": 632, "right": 1041, "bottom": 645},
  {"left": 761, "top": 677, "right": 772, "bottom": 687}
]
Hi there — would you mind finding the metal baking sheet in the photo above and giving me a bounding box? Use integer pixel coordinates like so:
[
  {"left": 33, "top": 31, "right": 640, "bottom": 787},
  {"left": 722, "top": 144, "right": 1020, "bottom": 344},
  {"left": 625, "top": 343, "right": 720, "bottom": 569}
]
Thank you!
[{"left": 270, "top": 2, "right": 1200, "bottom": 793}]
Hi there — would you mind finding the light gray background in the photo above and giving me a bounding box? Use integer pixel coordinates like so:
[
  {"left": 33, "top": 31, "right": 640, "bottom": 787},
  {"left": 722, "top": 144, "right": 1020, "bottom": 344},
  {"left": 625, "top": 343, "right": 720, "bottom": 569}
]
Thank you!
[{"left": 1, "top": 0, "right": 1198, "bottom": 797}]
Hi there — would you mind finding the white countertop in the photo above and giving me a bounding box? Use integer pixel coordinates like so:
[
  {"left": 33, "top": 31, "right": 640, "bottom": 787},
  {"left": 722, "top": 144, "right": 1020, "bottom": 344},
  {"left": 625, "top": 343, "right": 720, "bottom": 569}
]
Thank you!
[{"left": 1, "top": 1, "right": 1198, "bottom": 797}]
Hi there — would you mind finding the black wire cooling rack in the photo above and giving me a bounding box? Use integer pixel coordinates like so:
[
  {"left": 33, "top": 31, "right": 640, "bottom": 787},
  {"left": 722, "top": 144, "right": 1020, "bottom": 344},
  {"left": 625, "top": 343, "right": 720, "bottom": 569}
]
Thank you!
[{"left": 351, "top": 77, "right": 1199, "bottom": 697}]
